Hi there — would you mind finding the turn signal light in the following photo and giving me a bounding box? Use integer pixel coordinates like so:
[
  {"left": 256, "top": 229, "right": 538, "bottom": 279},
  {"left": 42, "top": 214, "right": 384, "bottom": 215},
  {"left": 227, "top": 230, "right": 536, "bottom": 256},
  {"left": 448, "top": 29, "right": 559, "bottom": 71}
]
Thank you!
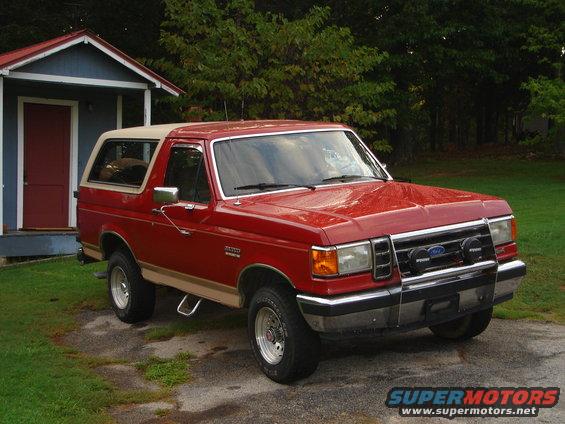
[
  {"left": 511, "top": 218, "right": 517, "bottom": 241},
  {"left": 311, "top": 247, "right": 338, "bottom": 276}
]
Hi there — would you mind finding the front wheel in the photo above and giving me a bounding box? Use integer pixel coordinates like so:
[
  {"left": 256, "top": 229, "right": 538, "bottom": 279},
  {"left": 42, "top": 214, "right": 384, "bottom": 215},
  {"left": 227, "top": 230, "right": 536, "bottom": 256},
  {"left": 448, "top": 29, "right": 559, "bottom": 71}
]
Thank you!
[
  {"left": 429, "top": 307, "right": 493, "bottom": 341},
  {"left": 248, "top": 284, "right": 320, "bottom": 383}
]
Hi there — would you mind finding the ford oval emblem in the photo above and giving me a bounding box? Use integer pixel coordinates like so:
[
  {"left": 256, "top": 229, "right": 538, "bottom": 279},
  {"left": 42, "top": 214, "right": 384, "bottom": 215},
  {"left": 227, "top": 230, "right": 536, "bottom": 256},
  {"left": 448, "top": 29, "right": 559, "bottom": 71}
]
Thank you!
[{"left": 428, "top": 245, "right": 446, "bottom": 257}]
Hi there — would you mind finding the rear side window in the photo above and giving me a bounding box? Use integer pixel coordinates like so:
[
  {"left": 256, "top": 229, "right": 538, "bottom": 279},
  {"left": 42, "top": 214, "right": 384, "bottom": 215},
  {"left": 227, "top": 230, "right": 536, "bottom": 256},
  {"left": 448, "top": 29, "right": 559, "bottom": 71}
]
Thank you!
[{"left": 89, "top": 139, "right": 158, "bottom": 187}]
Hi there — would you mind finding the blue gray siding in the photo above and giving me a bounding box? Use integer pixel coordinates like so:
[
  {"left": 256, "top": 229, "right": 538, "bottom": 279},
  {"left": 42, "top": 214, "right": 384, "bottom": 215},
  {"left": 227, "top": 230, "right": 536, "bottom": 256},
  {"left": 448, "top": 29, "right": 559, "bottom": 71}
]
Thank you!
[
  {"left": 2, "top": 81, "right": 119, "bottom": 230},
  {"left": 19, "top": 44, "right": 146, "bottom": 83},
  {"left": 0, "top": 232, "right": 78, "bottom": 256}
]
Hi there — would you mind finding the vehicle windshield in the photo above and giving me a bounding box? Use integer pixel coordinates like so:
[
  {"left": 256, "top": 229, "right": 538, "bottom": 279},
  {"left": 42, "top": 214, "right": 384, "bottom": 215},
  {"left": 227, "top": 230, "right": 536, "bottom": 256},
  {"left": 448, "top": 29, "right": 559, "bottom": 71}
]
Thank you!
[{"left": 213, "top": 130, "right": 388, "bottom": 197}]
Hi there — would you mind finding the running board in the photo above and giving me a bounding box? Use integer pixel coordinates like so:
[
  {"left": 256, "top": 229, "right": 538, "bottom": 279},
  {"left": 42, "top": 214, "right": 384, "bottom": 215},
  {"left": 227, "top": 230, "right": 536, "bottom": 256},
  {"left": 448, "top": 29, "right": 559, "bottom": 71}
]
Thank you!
[
  {"left": 177, "top": 295, "right": 203, "bottom": 318},
  {"left": 93, "top": 271, "right": 107, "bottom": 279}
]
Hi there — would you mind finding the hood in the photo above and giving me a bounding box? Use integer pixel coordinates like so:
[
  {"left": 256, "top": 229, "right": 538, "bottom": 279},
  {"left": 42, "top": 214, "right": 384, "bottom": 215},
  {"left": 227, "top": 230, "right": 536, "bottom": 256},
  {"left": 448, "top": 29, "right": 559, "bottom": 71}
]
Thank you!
[{"left": 228, "top": 181, "right": 511, "bottom": 245}]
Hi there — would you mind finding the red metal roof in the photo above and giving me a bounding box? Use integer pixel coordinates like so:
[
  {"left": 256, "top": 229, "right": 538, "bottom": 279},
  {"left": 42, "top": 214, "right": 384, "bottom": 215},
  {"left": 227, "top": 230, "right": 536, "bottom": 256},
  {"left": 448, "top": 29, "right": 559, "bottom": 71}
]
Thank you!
[
  {"left": 168, "top": 120, "right": 349, "bottom": 140},
  {"left": 0, "top": 29, "right": 184, "bottom": 95}
]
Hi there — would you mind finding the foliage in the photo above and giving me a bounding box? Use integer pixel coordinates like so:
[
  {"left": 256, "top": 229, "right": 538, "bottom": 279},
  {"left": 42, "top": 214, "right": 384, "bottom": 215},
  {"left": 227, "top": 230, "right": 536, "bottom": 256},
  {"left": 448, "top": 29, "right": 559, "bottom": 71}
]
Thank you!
[
  {"left": 523, "top": 76, "right": 565, "bottom": 125},
  {"left": 0, "top": 0, "right": 563, "bottom": 158},
  {"left": 156, "top": 0, "right": 395, "bottom": 150}
]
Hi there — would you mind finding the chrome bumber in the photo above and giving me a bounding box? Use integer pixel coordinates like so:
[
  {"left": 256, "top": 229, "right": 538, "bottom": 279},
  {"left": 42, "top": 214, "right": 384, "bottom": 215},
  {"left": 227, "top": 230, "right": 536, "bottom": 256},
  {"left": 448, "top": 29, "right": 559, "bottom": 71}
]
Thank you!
[
  {"left": 298, "top": 248, "right": 525, "bottom": 333},
  {"left": 402, "top": 260, "right": 496, "bottom": 287}
]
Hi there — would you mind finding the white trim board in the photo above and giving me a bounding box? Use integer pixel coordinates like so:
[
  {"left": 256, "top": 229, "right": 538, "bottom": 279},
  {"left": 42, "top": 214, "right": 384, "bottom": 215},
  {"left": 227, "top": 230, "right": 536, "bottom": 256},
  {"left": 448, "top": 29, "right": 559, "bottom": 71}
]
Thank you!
[
  {"left": 17, "top": 97, "right": 79, "bottom": 229},
  {"left": 2, "top": 34, "right": 180, "bottom": 96},
  {"left": 3, "top": 37, "right": 85, "bottom": 72},
  {"left": 8, "top": 71, "right": 149, "bottom": 90}
]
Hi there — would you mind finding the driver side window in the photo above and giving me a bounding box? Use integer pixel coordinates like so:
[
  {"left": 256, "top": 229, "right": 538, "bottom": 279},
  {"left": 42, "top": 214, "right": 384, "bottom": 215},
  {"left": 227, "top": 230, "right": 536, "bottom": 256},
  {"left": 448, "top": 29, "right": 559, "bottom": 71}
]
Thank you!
[{"left": 164, "top": 145, "right": 211, "bottom": 203}]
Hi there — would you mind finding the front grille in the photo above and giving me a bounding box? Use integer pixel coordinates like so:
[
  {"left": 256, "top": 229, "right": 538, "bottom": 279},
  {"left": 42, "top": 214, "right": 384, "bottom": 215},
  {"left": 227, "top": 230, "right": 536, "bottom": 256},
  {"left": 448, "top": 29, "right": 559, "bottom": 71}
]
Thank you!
[
  {"left": 392, "top": 221, "right": 496, "bottom": 278},
  {"left": 371, "top": 237, "right": 392, "bottom": 280}
]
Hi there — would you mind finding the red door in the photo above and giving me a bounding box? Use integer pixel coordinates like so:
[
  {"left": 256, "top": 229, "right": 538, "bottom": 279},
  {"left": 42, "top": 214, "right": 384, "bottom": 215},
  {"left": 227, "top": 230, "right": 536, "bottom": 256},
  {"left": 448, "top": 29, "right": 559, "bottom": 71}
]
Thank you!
[{"left": 23, "top": 103, "right": 71, "bottom": 229}]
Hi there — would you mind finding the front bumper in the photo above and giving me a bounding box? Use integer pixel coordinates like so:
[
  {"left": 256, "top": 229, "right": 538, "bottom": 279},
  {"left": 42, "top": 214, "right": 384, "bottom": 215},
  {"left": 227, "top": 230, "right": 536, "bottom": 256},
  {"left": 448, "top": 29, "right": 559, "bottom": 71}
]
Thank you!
[{"left": 296, "top": 259, "right": 526, "bottom": 333}]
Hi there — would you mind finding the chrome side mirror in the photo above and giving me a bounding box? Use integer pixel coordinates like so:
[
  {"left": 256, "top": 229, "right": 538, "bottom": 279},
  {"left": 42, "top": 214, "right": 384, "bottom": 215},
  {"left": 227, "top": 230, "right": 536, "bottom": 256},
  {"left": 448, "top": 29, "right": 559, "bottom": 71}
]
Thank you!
[
  {"left": 381, "top": 163, "right": 388, "bottom": 170},
  {"left": 153, "top": 187, "right": 179, "bottom": 204}
]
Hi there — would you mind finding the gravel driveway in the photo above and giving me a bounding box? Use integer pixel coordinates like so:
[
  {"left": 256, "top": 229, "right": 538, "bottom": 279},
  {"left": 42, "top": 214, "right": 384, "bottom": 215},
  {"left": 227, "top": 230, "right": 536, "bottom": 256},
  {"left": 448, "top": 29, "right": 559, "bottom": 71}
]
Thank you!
[{"left": 65, "top": 290, "right": 564, "bottom": 423}]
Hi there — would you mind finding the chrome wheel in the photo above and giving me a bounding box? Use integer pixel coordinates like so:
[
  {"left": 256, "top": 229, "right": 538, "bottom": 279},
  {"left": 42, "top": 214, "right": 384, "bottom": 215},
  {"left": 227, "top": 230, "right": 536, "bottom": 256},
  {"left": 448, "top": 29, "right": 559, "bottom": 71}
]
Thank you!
[
  {"left": 110, "top": 266, "right": 130, "bottom": 309},
  {"left": 255, "top": 306, "right": 285, "bottom": 365}
]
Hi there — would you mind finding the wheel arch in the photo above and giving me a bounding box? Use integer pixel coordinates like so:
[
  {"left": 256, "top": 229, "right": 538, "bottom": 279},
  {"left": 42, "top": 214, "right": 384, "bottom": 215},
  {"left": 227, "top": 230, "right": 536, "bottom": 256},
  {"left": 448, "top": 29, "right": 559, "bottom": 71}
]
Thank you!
[
  {"left": 99, "top": 231, "right": 137, "bottom": 262},
  {"left": 237, "top": 264, "right": 296, "bottom": 308}
]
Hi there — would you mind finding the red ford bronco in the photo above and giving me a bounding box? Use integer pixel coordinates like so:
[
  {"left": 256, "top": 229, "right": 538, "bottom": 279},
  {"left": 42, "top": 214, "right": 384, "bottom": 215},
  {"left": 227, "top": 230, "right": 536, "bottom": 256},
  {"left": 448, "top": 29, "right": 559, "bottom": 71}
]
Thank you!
[{"left": 77, "top": 120, "right": 526, "bottom": 383}]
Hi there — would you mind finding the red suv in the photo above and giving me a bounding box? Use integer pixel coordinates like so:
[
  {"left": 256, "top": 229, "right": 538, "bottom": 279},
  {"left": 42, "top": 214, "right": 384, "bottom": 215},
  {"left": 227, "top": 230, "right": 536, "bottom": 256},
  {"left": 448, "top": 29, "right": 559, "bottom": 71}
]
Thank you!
[{"left": 77, "top": 120, "right": 526, "bottom": 383}]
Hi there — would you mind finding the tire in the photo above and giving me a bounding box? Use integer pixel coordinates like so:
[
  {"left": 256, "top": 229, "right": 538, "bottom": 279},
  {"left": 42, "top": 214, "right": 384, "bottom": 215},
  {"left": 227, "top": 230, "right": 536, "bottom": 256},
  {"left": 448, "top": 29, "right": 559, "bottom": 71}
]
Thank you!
[
  {"left": 248, "top": 284, "right": 321, "bottom": 383},
  {"left": 429, "top": 307, "right": 493, "bottom": 341},
  {"left": 107, "top": 249, "right": 155, "bottom": 323}
]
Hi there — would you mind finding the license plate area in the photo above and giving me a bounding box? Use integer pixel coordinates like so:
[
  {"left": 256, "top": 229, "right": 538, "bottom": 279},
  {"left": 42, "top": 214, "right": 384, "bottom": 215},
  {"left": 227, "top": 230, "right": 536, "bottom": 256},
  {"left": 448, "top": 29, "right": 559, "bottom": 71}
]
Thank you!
[{"left": 425, "top": 294, "right": 459, "bottom": 322}]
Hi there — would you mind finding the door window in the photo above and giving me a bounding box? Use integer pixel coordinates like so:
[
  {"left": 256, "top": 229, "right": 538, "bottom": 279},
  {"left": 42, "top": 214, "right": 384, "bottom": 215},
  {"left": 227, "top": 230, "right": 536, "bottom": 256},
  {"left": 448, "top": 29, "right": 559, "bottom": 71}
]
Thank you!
[{"left": 164, "top": 146, "right": 211, "bottom": 203}]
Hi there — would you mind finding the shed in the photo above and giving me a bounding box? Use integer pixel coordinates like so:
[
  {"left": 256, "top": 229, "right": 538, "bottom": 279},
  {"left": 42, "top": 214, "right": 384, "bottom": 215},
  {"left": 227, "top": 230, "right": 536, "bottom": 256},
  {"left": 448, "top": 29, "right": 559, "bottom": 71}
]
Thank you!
[{"left": 0, "top": 29, "right": 183, "bottom": 258}]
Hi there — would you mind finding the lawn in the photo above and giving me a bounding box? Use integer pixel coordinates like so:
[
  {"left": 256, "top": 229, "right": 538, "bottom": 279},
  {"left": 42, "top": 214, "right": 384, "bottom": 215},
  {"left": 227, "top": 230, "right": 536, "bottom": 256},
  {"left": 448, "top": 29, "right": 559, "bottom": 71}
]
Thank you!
[
  {"left": 393, "top": 157, "right": 565, "bottom": 322},
  {"left": 0, "top": 157, "right": 562, "bottom": 423},
  {"left": 0, "top": 259, "right": 171, "bottom": 424}
]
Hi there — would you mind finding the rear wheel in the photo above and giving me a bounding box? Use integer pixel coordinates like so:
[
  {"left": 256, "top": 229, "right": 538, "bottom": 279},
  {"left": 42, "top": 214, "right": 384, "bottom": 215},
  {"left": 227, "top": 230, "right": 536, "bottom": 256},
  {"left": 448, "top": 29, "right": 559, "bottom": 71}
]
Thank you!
[
  {"left": 107, "top": 249, "right": 155, "bottom": 323},
  {"left": 429, "top": 307, "right": 493, "bottom": 341},
  {"left": 248, "top": 284, "right": 320, "bottom": 383}
]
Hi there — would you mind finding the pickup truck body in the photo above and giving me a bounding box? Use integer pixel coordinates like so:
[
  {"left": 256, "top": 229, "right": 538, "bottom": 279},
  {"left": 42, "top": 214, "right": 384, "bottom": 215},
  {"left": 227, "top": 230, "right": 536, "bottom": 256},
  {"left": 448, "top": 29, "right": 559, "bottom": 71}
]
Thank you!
[{"left": 77, "top": 120, "right": 525, "bottom": 381}]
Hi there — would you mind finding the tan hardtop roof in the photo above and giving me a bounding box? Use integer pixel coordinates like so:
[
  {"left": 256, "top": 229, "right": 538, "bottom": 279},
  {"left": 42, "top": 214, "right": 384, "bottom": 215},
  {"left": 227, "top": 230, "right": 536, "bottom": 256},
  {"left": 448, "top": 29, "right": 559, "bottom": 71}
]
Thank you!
[
  {"left": 99, "top": 123, "right": 195, "bottom": 140},
  {"left": 100, "top": 120, "right": 347, "bottom": 142}
]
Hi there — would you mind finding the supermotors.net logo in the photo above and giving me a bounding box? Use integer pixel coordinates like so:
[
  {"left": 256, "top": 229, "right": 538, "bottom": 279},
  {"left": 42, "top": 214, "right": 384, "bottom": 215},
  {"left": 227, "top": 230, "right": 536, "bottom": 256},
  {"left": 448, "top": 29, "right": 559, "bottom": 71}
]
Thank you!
[{"left": 386, "top": 387, "right": 560, "bottom": 419}]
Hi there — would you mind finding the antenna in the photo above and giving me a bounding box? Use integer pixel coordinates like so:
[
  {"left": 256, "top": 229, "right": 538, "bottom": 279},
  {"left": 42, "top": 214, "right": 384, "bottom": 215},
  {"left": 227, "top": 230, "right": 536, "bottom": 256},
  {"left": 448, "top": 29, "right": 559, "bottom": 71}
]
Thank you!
[{"left": 224, "top": 101, "right": 241, "bottom": 206}]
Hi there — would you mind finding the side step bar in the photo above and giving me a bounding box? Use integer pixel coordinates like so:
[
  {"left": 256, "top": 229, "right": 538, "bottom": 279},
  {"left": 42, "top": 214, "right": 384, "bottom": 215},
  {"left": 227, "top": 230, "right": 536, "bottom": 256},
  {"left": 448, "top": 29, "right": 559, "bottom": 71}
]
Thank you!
[{"left": 177, "top": 295, "right": 203, "bottom": 318}]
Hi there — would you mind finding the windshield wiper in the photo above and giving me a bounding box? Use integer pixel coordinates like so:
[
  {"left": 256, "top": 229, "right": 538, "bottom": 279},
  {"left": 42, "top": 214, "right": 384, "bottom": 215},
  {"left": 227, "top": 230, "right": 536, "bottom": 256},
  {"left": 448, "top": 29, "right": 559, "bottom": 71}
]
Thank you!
[
  {"left": 234, "top": 182, "right": 316, "bottom": 191},
  {"left": 322, "top": 174, "right": 388, "bottom": 183}
]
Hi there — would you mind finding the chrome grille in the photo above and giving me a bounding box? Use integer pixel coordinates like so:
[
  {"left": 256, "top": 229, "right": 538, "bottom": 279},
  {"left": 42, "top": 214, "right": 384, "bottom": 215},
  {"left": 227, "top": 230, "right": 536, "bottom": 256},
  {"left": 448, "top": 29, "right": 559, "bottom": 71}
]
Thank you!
[
  {"left": 371, "top": 237, "right": 392, "bottom": 280},
  {"left": 392, "top": 221, "right": 496, "bottom": 278}
]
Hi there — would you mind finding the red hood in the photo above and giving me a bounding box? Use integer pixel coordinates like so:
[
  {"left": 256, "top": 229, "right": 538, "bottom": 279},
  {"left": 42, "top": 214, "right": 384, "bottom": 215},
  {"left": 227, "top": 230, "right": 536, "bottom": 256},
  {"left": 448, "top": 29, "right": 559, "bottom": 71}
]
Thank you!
[{"left": 225, "top": 181, "right": 511, "bottom": 245}]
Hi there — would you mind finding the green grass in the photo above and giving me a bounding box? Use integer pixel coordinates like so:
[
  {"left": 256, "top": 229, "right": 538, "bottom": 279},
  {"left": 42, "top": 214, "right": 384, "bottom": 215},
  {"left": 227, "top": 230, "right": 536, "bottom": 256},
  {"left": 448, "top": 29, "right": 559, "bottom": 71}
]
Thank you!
[
  {"left": 136, "top": 352, "right": 191, "bottom": 387},
  {"left": 144, "top": 311, "right": 247, "bottom": 341},
  {"left": 0, "top": 258, "right": 167, "bottom": 424},
  {"left": 393, "top": 158, "right": 565, "bottom": 322}
]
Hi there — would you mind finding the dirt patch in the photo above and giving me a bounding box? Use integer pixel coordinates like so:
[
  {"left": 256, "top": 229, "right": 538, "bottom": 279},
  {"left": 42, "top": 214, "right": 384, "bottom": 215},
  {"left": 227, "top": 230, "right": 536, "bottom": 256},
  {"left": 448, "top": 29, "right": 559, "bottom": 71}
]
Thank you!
[
  {"left": 63, "top": 289, "right": 565, "bottom": 424},
  {"left": 109, "top": 401, "right": 176, "bottom": 424},
  {"left": 95, "top": 364, "right": 160, "bottom": 391}
]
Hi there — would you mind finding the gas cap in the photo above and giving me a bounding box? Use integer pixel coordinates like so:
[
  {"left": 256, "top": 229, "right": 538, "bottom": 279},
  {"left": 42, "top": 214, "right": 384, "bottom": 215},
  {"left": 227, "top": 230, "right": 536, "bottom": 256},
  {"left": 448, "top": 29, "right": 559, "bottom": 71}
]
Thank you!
[
  {"left": 461, "top": 237, "right": 483, "bottom": 264},
  {"left": 409, "top": 247, "right": 431, "bottom": 274}
]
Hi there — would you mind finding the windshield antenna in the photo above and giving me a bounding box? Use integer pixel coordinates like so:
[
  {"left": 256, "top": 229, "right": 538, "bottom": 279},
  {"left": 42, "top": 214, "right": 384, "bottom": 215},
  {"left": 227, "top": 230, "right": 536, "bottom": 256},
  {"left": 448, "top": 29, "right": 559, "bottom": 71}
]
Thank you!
[{"left": 224, "top": 100, "right": 241, "bottom": 206}]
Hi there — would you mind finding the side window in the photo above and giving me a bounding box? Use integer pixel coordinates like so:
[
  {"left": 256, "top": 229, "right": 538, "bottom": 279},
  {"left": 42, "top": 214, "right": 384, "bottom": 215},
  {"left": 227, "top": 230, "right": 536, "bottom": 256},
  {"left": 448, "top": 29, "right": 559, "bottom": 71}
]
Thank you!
[
  {"left": 88, "top": 139, "right": 157, "bottom": 187},
  {"left": 164, "top": 146, "right": 211, "bottom": 203}
]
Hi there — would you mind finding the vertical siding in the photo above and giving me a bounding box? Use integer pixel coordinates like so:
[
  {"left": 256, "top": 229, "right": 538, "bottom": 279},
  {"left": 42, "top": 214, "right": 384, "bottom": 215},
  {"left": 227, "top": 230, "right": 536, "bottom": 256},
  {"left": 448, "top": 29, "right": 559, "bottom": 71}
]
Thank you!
[{"left": 2, "top": 81, "right": 121, "bottom": 230}]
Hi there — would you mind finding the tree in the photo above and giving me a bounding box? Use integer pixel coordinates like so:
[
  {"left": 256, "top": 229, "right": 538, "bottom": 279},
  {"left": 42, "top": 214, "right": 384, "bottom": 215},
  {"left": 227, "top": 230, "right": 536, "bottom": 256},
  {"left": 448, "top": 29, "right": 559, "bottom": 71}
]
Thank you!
[{"left": 156, "top": 0, "right": 395, "bottom": 151}]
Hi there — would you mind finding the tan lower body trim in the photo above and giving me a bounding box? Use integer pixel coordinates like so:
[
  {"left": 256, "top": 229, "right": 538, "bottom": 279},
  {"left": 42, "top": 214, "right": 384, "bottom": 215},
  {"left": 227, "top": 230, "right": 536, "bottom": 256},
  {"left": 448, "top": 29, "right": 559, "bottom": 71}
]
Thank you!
[
  {"left": 139, "top": 261, "right": 241, "bottom": 308},
  {"left": 82, "top": 243, "right": 103, "bottom": 261}
]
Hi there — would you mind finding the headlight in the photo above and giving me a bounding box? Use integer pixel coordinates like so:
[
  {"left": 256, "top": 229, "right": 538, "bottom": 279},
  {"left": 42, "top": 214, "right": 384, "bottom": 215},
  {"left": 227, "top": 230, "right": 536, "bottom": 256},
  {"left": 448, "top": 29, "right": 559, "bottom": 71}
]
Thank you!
[
  {"left": 311, "top": 241, "right": 372, "bottom": 277},
  {"left": 489, "top": 217, "right": 516, "bottom": 246},
  {"left": 337, "top": 242, "right": 372, "bottom": 275}
]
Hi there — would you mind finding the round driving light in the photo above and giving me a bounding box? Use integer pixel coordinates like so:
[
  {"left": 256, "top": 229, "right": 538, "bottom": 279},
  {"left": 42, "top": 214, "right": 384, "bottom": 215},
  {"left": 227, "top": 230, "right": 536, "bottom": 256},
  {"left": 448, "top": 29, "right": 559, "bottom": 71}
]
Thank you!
[
  {"left": 462, "top": 237, "right": 482, "bottom": 264},
  {"left": 409, "top": 247, "right": 431, "bottom": 274}
]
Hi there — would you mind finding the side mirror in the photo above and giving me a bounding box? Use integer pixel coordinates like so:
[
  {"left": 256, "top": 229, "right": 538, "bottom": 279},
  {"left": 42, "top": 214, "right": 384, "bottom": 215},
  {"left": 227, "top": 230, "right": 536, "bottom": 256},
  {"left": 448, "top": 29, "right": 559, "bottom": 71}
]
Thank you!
[
  {"left": 153, "top": 187, "right": 179, "bottom": 204},
  {"left": 381, "top": 163, "right": 388, "bottom": 170}
]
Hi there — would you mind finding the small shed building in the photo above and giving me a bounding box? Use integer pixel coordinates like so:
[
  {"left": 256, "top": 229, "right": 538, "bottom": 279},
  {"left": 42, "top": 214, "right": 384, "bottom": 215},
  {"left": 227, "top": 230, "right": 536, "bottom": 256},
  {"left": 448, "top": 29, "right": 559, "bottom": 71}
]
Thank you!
[{"left": 0, "top": 29, "right": 183, "bottom": 258}]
